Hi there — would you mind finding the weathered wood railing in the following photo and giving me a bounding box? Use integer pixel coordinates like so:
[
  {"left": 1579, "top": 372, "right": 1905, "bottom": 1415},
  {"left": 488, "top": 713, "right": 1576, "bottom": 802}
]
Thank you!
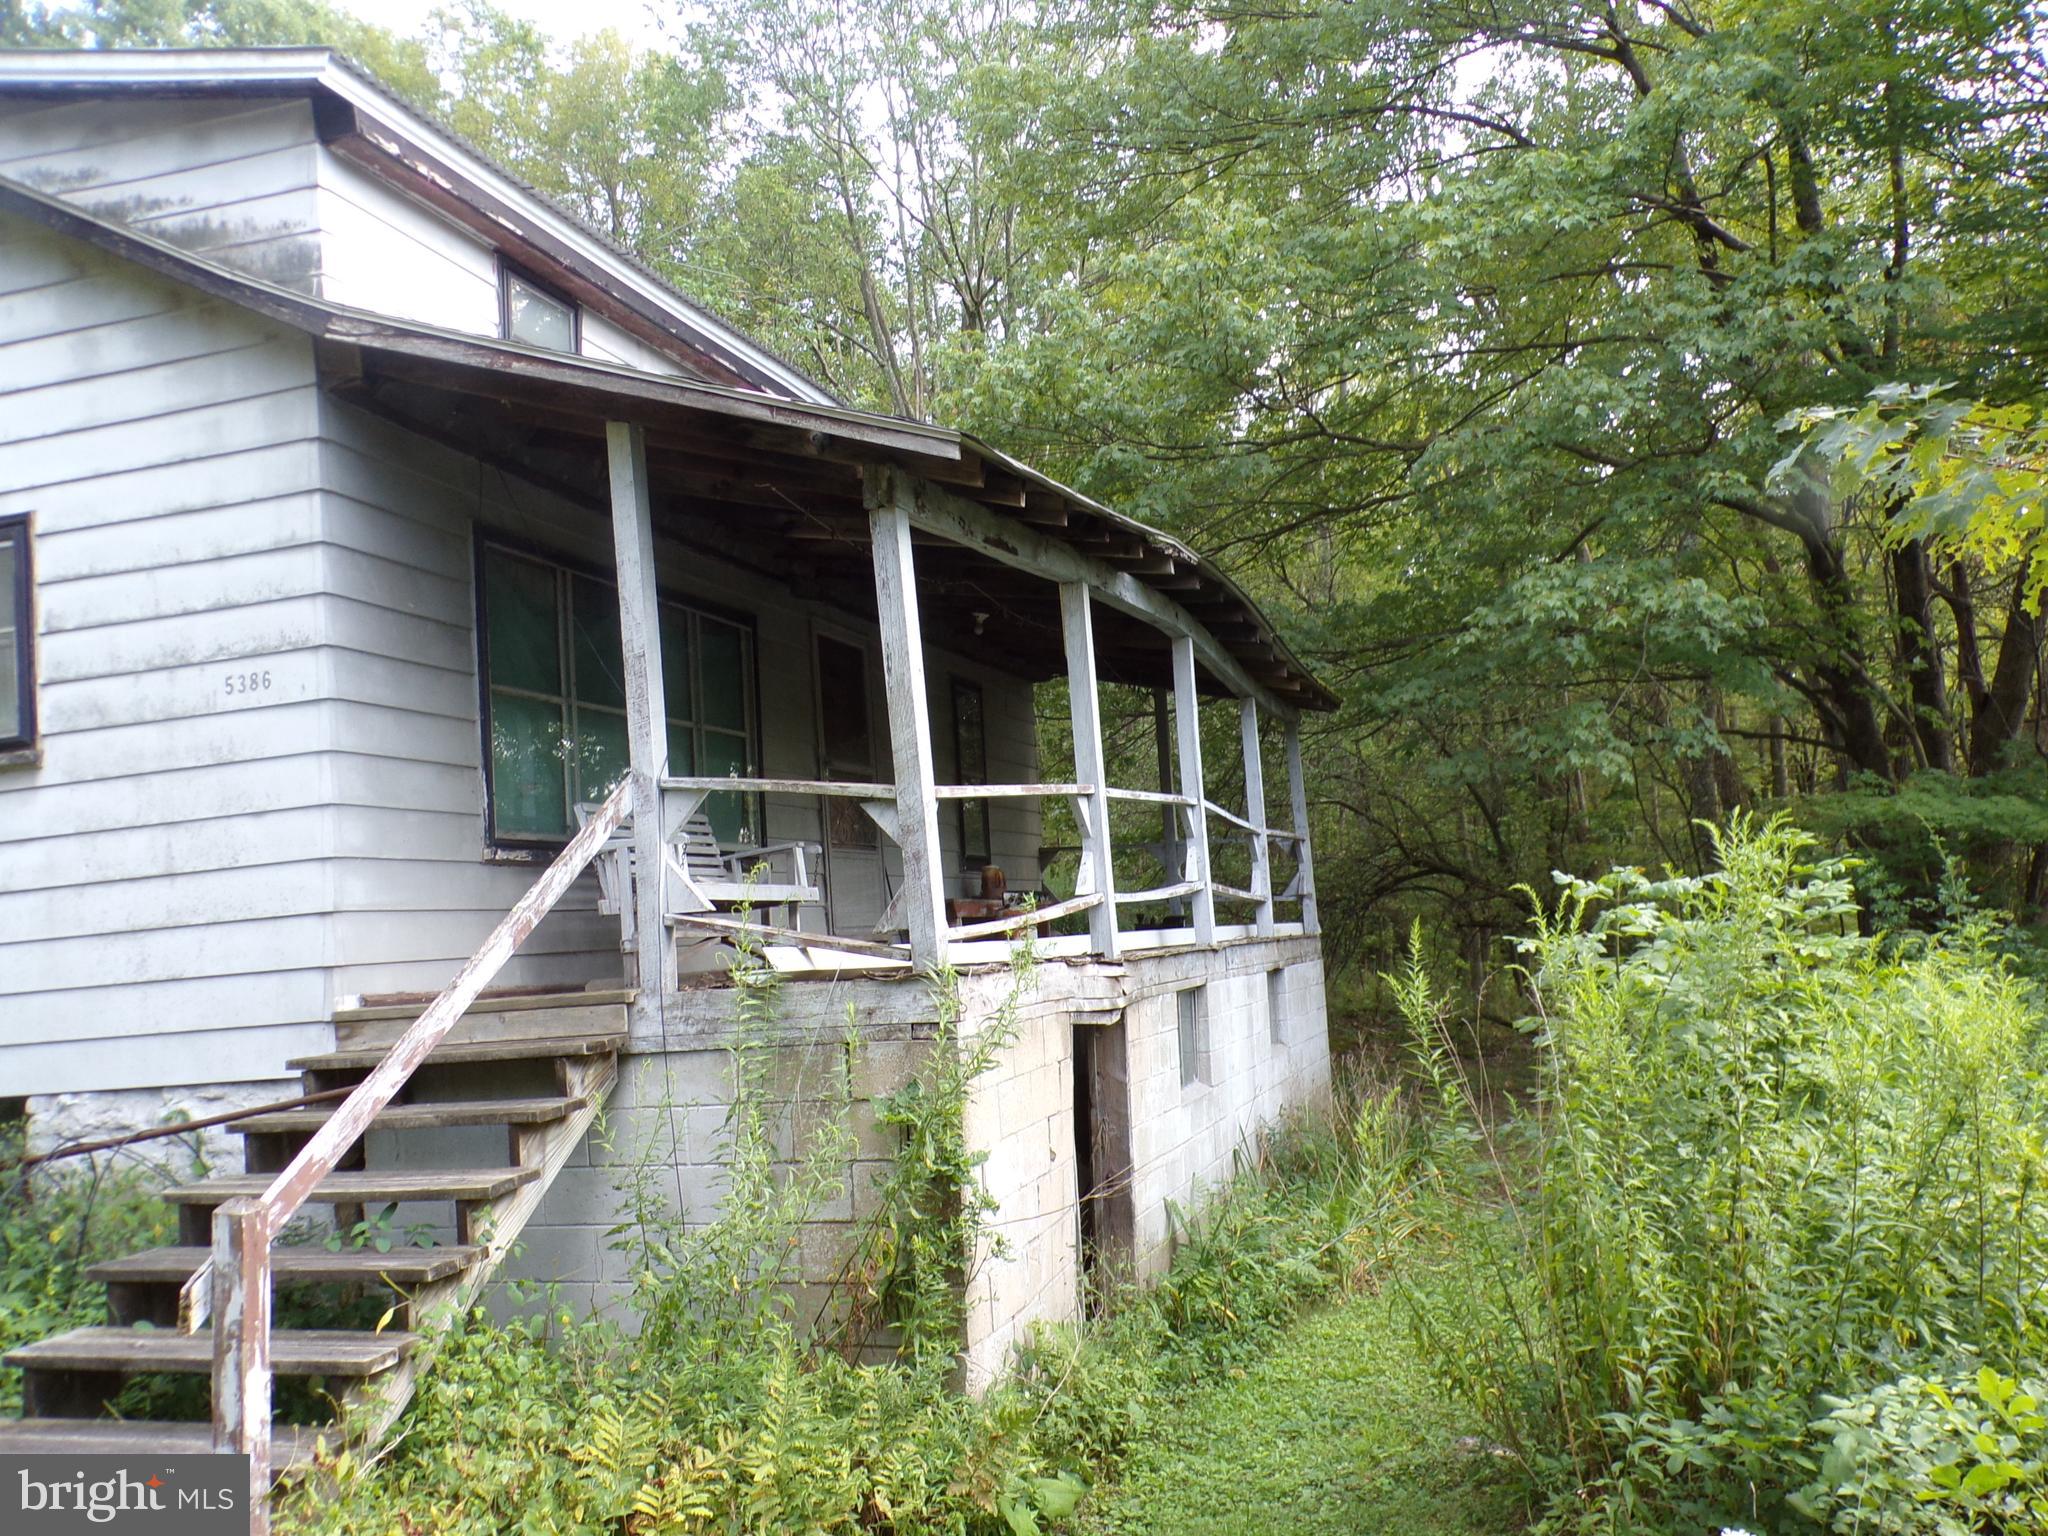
[
  {"left": 651, "top": 769, "right": 1315, "bottom": 959},
  {"left": 203, "top": 778, "right": 635, "bottom": 1531}
]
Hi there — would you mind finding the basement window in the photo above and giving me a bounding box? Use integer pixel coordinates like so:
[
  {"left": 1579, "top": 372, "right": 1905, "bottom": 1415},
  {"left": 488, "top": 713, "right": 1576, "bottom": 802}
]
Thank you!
[
  {"left": 1268, "top": 967, "right": 1288, "bottom": 1046},
  {"left": 0, "top": 514, "right": 35, "bottom": 756},
  {"left": 477, "top": 539, "right": 757, "bottom": 845},
  {"left": 1177, "top": 986, "right": 1211, "bottom": 1090},
  {"left": 500, "top": 264, "right": 578, "bottom": 354}
]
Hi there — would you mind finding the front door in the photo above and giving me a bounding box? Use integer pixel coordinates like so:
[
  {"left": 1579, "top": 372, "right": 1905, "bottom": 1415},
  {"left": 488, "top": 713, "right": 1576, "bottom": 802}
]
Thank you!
[{"left": 814, "top": 631, "right": 884, "bottom": 935}]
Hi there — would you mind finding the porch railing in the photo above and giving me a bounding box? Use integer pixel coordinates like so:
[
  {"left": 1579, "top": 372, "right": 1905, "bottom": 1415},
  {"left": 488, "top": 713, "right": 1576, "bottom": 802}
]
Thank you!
[{"left": 653, "top": 773, "right": 1310, "bottom": 956}]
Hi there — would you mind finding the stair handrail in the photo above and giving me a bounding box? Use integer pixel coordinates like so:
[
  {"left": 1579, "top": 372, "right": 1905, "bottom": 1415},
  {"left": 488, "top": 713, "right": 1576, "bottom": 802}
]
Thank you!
[{"left": 206, "top": 777, "right": 635, "bottom": 1528}]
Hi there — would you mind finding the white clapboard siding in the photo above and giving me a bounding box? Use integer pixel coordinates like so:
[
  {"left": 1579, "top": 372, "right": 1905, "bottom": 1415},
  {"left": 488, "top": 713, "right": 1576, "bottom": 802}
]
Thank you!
[
  {"left": 0, "top": 97, "right": 323, "bottom": 292},
  {"left": 0, "top": 214, "right": 334, "bottom": 1094},
  {"left": 2, "top": 807, "right": 335, "bottom": 894},
  {"left": 314, "top": 152, "right": 500, "bottom": 334}
]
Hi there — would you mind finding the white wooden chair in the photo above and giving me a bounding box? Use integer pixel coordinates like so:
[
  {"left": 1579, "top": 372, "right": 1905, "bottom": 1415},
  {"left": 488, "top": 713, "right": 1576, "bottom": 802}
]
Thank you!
[{"left": 574, "top": 800, "right": 823, "bottom": 929}]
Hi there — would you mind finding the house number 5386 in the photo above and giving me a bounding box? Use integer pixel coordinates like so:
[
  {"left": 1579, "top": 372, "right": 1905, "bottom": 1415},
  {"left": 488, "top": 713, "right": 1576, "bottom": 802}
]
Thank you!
[{"left": 224, "top": 670, "right": 272, "bottom": 695}]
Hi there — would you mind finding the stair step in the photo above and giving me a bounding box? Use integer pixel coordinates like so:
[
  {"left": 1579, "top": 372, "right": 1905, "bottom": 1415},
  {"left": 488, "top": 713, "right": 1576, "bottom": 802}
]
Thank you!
[
  {"left": 232, "top": 1094, "right": 589, "bottom": 1136},
  {"left": 161, "top": 1168, "right": 539, "bottom": 1207},
  {"left": 7, "top": 1326, "right": 417, "bottom": 1377},
  {"left": 288, "top": 1034, "right": 625, "bottom": 1071},
  {"left": 0, "top": 1418, "right": 324, "bottom": 1466},
  {"left": 89, "top": 1245, "right": 484, "bottom": 1286}
]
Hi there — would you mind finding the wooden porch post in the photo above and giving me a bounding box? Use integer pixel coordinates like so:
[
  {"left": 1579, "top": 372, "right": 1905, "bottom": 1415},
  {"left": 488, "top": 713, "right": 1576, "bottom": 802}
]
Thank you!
[
  {"left": 1240, "top": 697, "right": 1275, "bottom": 937},
  {"left": 1284, "top": 719, "right": 1319, "bottom": 934},
  {"left": 1062, "top": 583, "right": 1119, "bottom": 958},
  {"left": 210, "top": 1199, "right": 271, "bottom": 1533},
  {"left": 868, "top": 470, "right": 948, "bottom": 969},
  {"left": 605, "top": 422, "right": 676, "bottom": 1020},
  {"left": 1172, "top": 636, "right": 1217, "bottom": 946}
]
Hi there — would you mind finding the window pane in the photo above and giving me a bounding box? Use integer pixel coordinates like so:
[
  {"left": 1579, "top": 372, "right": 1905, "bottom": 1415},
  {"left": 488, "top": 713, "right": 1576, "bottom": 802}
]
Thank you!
[
  {"left": 700, "top": 730, "right": 748, "bottom": 844},
  {"left": 0, "top": 538, "right": 16, "bottom": 741},
  {"left": 569, "top": 575, "right": 625, "bottom": 709},
  {"left": 490, "top": 691, "right": 568, "bottom": 836},
  {"left": 484, "top": 547, "right": 561, "bottom": 696},
  {"left": 505, "top": 273, "right": 575, "bottom": 352},
  {"left": 570, "top": 705, "right": 629, "bottom": 804},
  {"left": 815, "top": 636, "right": 870, "bottom": 773},
  {"left": 666, "top": 720, "right": 695, "bottom": 776},
  {"left": 660, "top": 606, "right": 694, "bottom": 723},
  {"left": 699, "top": 618, "right": 747, "bottom": 731}
]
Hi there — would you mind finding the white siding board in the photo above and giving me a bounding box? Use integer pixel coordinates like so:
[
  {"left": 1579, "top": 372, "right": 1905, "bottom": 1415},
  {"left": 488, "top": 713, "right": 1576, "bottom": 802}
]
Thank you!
[
  {"left": 0, "top": 860, "right": 333, "bottom": 945},
  {"left": 0, "top": 97, "right": 306, "bottom": 170},
  {"left": 0, "top": 299, "right": 276, "bottom": 396},
  {"left": 0, "top": 973, "right": 334, "bottom": 1054},
  {"left": 0, "top": 914, "right": 332, "bottom": 997},
  {"left": 0, "top": 807, "right": 334, "bottom": 894},
  {"left": 0, "top": 440, "right": 321, "bottom": 537},
  {"left": 40, "top": 545, "right": 325, "bottom": 630},
  {"left": 35, "top": 494, "right": 322, "bottom": 581},
  {"left": 314, "top": 154, "right": 498, "bottom": 332},
  {"left": 32, "top": 596, "right": 323, "bottom": 682},
  {"left": 0, "top": 266, "right": 183, "bottom": 344},
  {"left": 0, "top": 334, "right": 314, "bottom": 446},
  {"left": 37, "top": 648, "right": 321, "bottom": 733},
  {"left": 0, "top": 385, "right": 320, "bottom": 501},
  {"left": 2, "top": 1027, "right": 326, "bottom": 1095},
  {"left": 0, "top": 758, "right": 336, "bottom": 837}
]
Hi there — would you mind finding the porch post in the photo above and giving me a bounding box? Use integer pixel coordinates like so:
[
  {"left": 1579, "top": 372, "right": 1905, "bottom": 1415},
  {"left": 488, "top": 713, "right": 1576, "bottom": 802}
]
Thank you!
[
  {"left": 1172, "top": 636, "right": 1216, "bottom": 946},
  {"left": 1062, "top": 582, "right": 1119, "bottom": 959},
  {"left": 1240, "top": 697, "right": 1275, "bottom": 937},
  {"left": 868, "top": 469, "right": 948, "bottom": 969},
  {"left": 605, "top": 421, "right": 677, "bottom": 1019},
  {"left": 1284, "top": 719, "right": 1319, "bottom": 934}
]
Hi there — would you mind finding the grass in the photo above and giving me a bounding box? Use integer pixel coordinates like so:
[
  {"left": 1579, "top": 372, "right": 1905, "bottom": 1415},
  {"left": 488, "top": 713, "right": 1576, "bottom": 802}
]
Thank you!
[{"left": 1081, "top": 1249, "right": 1524, "bottom": 1536}]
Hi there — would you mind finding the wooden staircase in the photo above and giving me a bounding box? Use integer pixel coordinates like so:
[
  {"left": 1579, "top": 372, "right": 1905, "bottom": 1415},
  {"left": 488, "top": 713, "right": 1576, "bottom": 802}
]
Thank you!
[{"left": 0, "top": 997, "right": 626, "bottom": 1466}]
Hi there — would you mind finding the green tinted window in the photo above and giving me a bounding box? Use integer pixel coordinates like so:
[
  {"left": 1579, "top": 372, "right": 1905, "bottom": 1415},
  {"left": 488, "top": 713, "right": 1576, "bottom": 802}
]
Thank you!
[
  {"left": 569, "top": 575, "right": 625, "bottom": 709},
  {"left": 480, "top": 541, "right": 754, "bottom": 843},
  {"left": 699, "top": 619, "right": 746, "bottom": 730},
  {"left": 490, "top": 692, "right": 568, "bottom": 836},
  {"left": 483, "top": 547, "right": 560, "bottom": 695}
]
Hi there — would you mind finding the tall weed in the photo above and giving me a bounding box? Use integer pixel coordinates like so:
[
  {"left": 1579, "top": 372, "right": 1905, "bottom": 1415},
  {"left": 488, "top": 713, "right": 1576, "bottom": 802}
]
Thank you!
[{"left": 1403, "top": 814, "right": 2048, "bottom": 1532}]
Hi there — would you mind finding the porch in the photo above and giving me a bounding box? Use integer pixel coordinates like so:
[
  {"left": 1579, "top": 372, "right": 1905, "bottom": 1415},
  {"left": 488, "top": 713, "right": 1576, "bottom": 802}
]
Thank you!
[{"left": 315, "top": 330, "right": 1335, "bottom": 1023}]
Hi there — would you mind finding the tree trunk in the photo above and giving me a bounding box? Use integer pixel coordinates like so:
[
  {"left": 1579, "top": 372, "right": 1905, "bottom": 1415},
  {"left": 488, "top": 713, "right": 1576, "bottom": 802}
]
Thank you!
[
  {"left": 1804, "top": 536, "right": 1894, "bottom": 780},
  {"left": 1967, "top": 570, "right": 2040, "bottom": 775},
  {"left": 1890, "top": 539, "right": 1954, "bottom": 772}
]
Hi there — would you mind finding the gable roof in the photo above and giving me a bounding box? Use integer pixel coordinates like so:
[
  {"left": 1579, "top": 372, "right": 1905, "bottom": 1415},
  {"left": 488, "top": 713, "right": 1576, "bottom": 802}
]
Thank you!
[
  {"left": 0, "top": 45, "right": 838, "bottom": 404},
  {"left": 0, "top": 152, "right": 1336, "bottom": 714}
]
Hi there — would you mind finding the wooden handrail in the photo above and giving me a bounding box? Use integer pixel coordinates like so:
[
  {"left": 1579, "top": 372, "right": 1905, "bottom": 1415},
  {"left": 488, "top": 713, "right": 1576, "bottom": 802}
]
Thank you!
[
  {"left": 933, "top": 781, "right": 1093, "bottom": 799},
  {"left": 1103, "top": 786, "right": 1196, "bottom": 808},
  {"left": 662, "top": 774, "right": 894, "bottom": 798},
  {"left": 209, "top": 777, "right": 635, "bottom": 1530}
]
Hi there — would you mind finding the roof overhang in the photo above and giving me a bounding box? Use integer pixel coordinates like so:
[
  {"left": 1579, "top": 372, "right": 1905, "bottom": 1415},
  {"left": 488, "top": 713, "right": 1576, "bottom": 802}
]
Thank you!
[
  {"left": 0, "top": 172, "right": 1338, "bottom": 714},
  {"left": 0, "top": 47, "right": 835, "bottom": 403}
]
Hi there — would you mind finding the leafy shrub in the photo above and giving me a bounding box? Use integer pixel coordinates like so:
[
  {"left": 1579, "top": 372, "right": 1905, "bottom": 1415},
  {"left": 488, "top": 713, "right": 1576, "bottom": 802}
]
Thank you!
[
  {"left": 1402, "top": 815, "right": 2048, "bottom": 1532},
  {"left": 1798, "top": 1366, "right": 2048, "bottom": 1534},
  {"left": 0, "top": 1123, "right": 192, "bottom": 1416}
]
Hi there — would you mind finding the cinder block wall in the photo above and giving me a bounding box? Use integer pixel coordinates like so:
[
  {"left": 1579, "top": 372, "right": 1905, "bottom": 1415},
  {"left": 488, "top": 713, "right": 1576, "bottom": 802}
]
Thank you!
[
  {"left": 961, "top": 973, "right": 1082, "bottom": 1390},
  {"left": 494, "top": 1027, "right": 935, "bottom": 1327},
  {"left": 959, "top": 935, "right": 1331, "bottom": 1385},
  {"left": 1122, "top": 946, "right": 1331, "bottom": 1280}
]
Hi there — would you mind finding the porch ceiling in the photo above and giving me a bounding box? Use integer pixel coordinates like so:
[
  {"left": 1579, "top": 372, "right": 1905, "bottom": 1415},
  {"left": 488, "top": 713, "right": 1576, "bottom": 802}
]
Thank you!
[{"left": 0, "top": 170, "right": 1336, "bottom": 711}]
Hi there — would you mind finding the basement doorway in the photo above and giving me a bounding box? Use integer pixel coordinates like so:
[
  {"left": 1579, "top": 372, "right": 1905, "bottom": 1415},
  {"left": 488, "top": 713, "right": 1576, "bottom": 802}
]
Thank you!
[{"left": 1073, "top": 1016, "right": 1135, "bottom": 1300}]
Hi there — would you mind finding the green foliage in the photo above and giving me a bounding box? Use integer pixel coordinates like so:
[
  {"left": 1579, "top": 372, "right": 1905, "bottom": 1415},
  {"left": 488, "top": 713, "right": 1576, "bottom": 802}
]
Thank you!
[
  {"left": 0, "top": 1125, "right": 191, "bottom": 1417},
  {"left": 1801, "top": 1366, "right": 2048, "bottom": 1534},
  {"left": 272, "top": 947, "right": 1412, "bottom": 1535},
  {"left": 1398, "top": 815, "right": 2048, "bottom": 1533}
]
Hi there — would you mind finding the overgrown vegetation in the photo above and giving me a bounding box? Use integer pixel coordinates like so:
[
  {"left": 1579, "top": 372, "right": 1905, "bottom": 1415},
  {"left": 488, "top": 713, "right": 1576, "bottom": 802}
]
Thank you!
[
  {"left": 263, "top": 943, "right": 1394, "bottom": 1535},
  {"left": 0, "top": 1123, "right": 192, "bottom": 1417},
  {"left": 1394, "top": 816, "right": 2048, "bottom": 1534}
]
